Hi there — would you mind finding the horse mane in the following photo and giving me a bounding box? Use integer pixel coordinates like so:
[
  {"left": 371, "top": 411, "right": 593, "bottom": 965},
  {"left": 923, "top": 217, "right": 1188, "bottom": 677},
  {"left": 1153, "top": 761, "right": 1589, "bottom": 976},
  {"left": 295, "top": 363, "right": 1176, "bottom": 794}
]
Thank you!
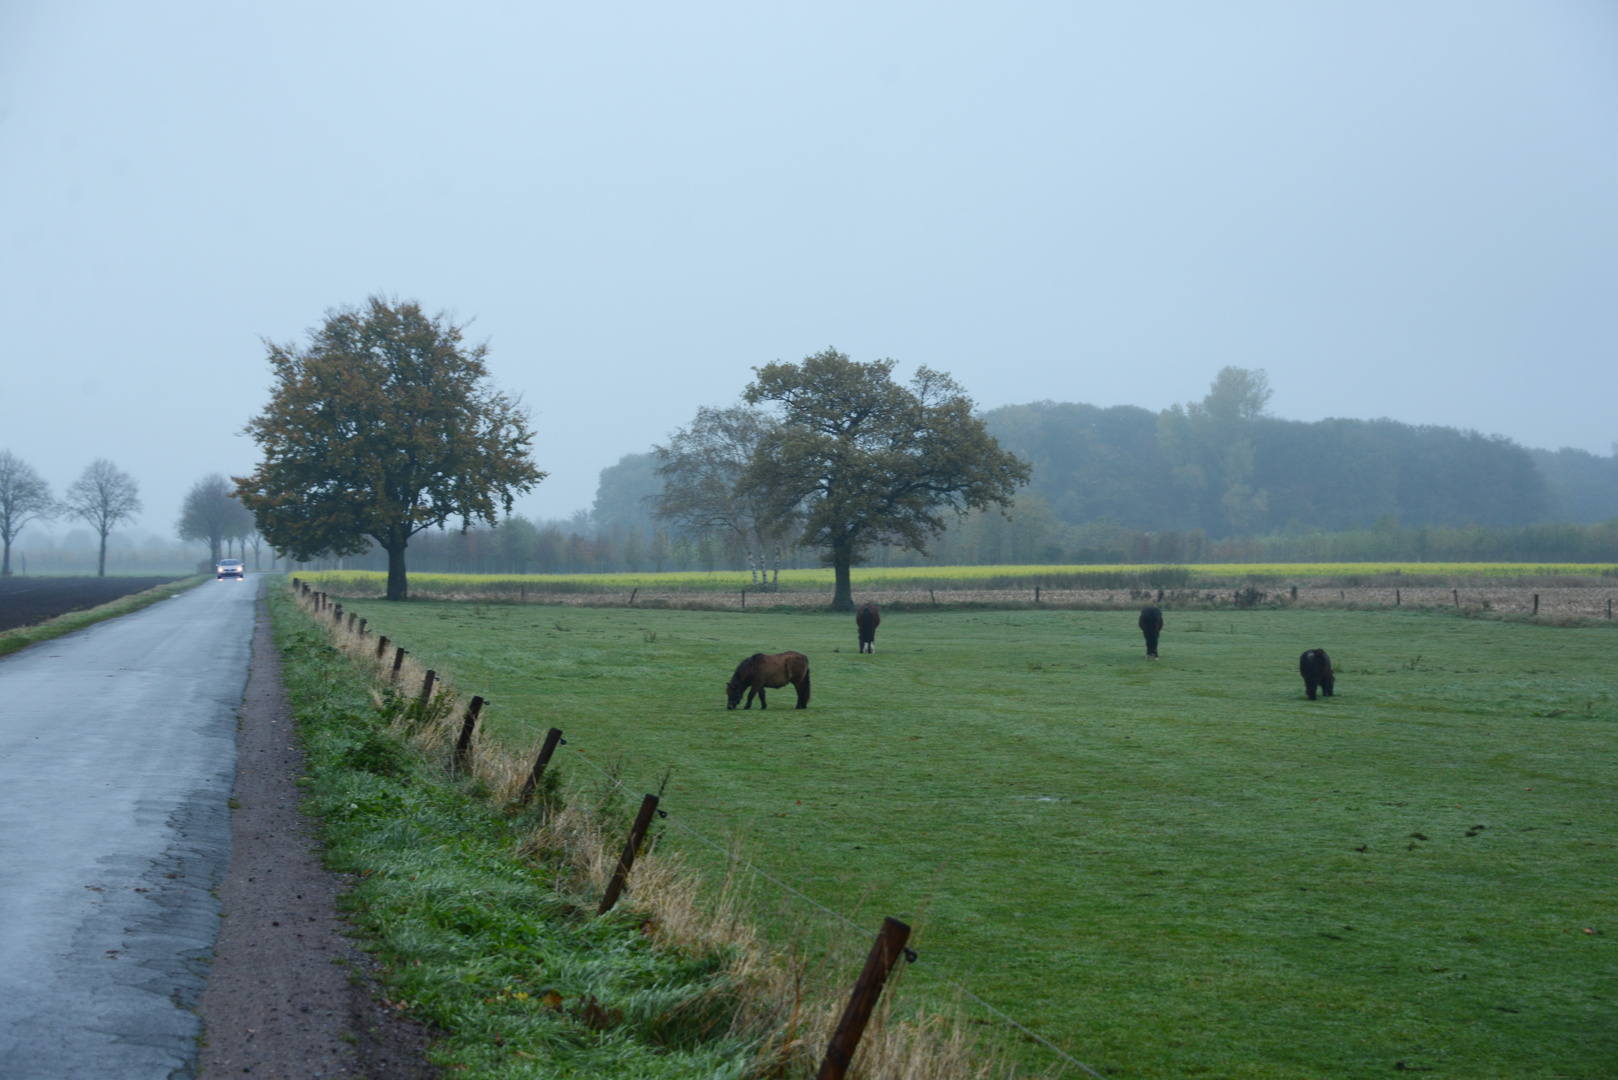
[{"left": 731, "top": 653, "right": 766, "bottom": 681}]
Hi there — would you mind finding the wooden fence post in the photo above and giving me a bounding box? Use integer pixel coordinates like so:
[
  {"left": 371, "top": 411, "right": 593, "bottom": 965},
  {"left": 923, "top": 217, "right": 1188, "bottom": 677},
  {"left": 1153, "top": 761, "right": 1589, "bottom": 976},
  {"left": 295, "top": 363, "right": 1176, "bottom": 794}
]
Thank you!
[
  {"left": 392, "top": 646, "right": 407, "bottom": 678},
  {"left": 929, "top": 589, "right": 936, "bottom": 607},
  {"left": 453, "top": 696, "right": 484, "bottom": 771},
  {"left": 1454, "top": 589, "right": 1459, "bottom": 607},
  {"left": 375, "top": 634, "right": 389, "bottom": 659},
  {"left": 417, "top": 670, "right": 437, "bottom": 712},
  {"left": 1034, "top": 586, "right": 1040, "bottom": 603},
  {"left": 519, "top": 727, "right": 565, "bottom": 804},
  {"left": 817, "top": 917, "right": 913, "bottom": 1080},
  {"left": 629, "top": 587, "right": 637, "bottom": 606},
  {"left": 1396, "top": 589, "right": 1400, "bottom": 606},
  {"left": 519, "top": 584, "right": 525, "bottom": 603},
  {"left": 1533, "top": 594, "right": 1539, "bottom": 615},
  {"left": 333, "top": 604, "right": 343, "bottom": 623},
  {"left": 1608, "top": 598, "right": 1612, "bottom": 620},
  {"left": 741, "top": 589, "right": 746, "bottom": 609},
  {"left": 357, "top": 617, "right": 367, "bottom": 637},
  {"left": 599, "top": 794, "right": 660, "bottom": 915}
]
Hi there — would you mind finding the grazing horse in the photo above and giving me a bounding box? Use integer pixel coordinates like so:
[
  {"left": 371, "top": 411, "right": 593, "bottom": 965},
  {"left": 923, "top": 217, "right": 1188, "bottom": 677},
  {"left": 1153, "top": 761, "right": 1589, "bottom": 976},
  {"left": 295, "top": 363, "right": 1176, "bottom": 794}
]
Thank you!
[
  {"left": 726, "top": 651, "right": 811, "bottom": 710},
  {"left": 856, "top": 603, "right": 881, "bottom": 653},
  {"left": 1138, "top": 605, "right": 1163, "bottom": 659},
  {"left": 1299, "top": 648, "right": 1335, "bottom": 700}
]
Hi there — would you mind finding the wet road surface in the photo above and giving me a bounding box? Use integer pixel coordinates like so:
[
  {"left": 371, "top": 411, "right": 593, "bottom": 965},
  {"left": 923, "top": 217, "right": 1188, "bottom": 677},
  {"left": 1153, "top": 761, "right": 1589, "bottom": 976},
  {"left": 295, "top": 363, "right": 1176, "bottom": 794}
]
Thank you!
[{"left": 0, "top": 575, "right": 255, "bottom": 1079}]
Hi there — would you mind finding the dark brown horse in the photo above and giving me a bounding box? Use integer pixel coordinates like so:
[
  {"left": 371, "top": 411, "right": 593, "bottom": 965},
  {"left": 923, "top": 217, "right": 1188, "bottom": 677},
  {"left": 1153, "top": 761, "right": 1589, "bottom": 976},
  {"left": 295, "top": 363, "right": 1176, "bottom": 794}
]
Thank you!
[
  {"left": 1299, "top": 648, "right": 1335, "bottom": 700},
  {"left": 856, "top": 603, "right": 881, "bottom": 653},
  {"left": 1138, "top": 605, "right": 1163, "bottom": 659},
  {"left": 726, "top": 651, "right": 811, "bottom": 710}
]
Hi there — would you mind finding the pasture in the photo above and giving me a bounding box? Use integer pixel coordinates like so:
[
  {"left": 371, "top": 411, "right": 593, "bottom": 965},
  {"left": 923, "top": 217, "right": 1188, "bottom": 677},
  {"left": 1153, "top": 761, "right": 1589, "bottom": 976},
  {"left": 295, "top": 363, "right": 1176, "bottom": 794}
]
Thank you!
[{"left": 328, "top": 596, "right": 1616, "bottom": 1078}]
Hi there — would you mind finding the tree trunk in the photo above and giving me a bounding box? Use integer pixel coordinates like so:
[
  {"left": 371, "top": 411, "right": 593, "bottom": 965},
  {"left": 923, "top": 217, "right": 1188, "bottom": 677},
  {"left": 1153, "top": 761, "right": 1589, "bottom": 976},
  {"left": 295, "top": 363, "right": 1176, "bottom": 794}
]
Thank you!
[
  {"left": 2, "top": 538, "right": 12, "bottom": 576},
  {"left": 97, "top": 530, "right": 108, "bottom": 577},
  {"left": 745, "top": 534, "right": 761, "bottom": 586},
  {"left": 831, "top": 546, "right": 854, "bottom": 611},
  {"left": 385, "top": 542, "right": 409, "bottom": 600}
]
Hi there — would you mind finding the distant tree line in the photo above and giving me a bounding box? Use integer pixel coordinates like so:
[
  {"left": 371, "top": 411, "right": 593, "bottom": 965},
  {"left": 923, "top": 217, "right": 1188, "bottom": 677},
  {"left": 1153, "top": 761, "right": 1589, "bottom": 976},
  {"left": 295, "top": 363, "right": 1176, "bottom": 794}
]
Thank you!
[
  {"left": 980, "top": 368, "right": 1598, "bottom": 538},
  {"left": 0, "top": 451, "right": 143, "bottom": 576},
  {"left": 571, "top": 367, "right": 1617, "bottom": 569}
]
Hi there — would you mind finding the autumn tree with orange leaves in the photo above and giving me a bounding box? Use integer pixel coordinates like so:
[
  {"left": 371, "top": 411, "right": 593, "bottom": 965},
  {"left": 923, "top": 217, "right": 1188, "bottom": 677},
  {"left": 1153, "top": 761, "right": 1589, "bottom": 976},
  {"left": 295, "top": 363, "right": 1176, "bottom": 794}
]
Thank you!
[{"left": 236, "top": 297, "right": 544, "bottom": 600}]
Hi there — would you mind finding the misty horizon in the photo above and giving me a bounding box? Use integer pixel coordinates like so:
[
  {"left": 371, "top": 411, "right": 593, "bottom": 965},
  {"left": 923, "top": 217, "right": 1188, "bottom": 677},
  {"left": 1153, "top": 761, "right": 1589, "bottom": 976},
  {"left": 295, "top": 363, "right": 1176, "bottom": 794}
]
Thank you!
[{"left": 4, "top": 3, "right": 1615, "bottom": 537}]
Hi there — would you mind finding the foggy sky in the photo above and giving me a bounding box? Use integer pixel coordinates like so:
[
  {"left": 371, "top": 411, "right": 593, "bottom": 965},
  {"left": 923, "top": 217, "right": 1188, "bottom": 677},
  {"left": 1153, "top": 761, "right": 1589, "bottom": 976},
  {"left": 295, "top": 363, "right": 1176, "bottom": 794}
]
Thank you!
[{"left": 3, "top": 2, "right": 1615, "bottom": 538}]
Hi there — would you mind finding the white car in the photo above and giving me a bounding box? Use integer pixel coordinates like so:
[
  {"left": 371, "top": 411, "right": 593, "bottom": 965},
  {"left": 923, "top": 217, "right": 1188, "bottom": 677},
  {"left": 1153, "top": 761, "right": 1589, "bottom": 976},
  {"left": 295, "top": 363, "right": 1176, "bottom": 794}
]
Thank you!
[{"left": 217, "top": 559, "right": 245, "bottom": 580}]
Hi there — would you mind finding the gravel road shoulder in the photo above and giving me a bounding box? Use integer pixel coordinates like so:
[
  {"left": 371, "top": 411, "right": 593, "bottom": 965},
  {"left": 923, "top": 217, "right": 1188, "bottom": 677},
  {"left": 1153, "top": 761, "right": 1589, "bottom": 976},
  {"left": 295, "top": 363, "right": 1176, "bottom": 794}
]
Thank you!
[{"left": 196, "top": 595, "right": 436, "bottom": 1079}]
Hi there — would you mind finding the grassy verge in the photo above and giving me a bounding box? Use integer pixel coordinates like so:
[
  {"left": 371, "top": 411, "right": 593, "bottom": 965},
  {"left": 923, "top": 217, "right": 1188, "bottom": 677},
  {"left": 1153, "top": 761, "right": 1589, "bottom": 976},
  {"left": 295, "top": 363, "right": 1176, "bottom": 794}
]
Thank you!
[
  {"left": 325, "top": 595, "right": 1618, "bottom": 1078},
  {"left": 272, "top": 585, "right": 1003, "bottom": 1078},
  {"left": 0, "top": 576, "right": 207, "bottom": 657}
]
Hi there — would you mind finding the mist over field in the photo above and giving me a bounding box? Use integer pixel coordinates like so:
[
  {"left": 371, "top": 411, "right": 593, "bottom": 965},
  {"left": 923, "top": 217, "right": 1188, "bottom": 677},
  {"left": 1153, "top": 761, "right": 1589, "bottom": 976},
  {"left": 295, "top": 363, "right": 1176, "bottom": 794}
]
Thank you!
[{"left": 2, "top": 2, "right": 1615, "bottom": 547}]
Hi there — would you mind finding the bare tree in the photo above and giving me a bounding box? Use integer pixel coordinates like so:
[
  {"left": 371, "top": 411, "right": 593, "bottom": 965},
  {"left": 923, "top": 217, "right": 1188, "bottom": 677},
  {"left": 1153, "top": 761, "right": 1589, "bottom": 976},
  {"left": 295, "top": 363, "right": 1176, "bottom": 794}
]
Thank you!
[
  {"left": 654, "top": 405, "right": 795, "bottom": 588},
  {"left": 0, "top": 450, "right": 57, "bottom": 577},
  {"left": 177, "top": 474, "right": 253, "bottom": 563},
  {"left": 63, "top": 459, "right": 142, "bottom": 577}
]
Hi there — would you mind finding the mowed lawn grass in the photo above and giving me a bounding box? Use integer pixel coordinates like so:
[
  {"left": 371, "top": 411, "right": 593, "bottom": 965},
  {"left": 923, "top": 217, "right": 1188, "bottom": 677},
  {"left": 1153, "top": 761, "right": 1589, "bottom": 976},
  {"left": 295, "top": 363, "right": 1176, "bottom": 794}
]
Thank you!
[{"left": 332, "top": 596, "right": 1616, "bottom": 1079}]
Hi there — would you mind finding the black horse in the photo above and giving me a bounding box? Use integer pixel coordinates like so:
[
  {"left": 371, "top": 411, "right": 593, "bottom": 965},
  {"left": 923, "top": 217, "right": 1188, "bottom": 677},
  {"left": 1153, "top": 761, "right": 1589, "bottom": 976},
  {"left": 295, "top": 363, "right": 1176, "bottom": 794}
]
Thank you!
[
  {"left": 726, "top": 651, "right": 811, "bottom": 710},
  {"left": 1138, "top": 605, "right": 1163, "bottom": 659},
  {"left": 1299, "top": 648, "right": 1335, "bottom": 700},
  {"left": 856, "top": 603, "right": 881, "bottom": 653}
]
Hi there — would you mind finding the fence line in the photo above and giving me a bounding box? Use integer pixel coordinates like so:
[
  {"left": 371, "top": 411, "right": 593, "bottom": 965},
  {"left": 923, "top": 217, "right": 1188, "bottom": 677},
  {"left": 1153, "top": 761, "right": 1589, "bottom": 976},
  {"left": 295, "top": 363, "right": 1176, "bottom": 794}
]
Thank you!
[{"left": 566, "top": 741, "right": 1107, "bottom": 1080}]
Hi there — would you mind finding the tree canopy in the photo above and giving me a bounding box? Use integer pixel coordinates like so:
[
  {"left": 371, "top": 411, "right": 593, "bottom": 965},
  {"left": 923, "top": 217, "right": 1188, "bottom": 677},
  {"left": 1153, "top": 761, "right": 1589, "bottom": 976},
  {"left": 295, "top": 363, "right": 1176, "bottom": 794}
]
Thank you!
[
  {"left": 63, "top": 459, "right": 142, "bottom": 577},
  {"left": 983, "top": 368, "right": 1559, "bottom": 537},
  {"left": 654, "top": 405, "right": 793, "bottom": 588},
  {"left": 177, "top": 474, "right": 255, "bottom": 563},
  {"left": 0, "top": 450, "right": 56, "bottom": 577},
  {"left": 743, "top": 349, "right": 1029, "bottom": 609},
  {"left": 235, "top": 297, "right": 544, "bottom": 599}
]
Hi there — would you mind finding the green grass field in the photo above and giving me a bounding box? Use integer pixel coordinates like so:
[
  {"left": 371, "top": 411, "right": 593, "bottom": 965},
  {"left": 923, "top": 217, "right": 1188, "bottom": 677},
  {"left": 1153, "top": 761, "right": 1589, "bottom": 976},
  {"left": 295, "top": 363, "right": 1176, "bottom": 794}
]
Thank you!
[{"left": 329, "top": 595, "right": 1617, "bottom": 1078}]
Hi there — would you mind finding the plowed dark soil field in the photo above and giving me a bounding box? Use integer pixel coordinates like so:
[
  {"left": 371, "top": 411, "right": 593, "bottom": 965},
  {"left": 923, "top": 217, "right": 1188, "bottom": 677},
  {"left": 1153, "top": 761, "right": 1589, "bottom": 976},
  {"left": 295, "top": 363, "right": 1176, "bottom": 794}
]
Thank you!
[{"left": 0, "top": 576, "right": 188, "bottom": 632}]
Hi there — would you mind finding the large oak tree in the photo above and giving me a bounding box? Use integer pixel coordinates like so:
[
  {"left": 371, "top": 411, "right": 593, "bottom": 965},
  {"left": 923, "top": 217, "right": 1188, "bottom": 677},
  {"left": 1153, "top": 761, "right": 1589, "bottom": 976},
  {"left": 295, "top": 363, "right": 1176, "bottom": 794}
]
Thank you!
[
  {"left": 743, "top": 349, "right": 1030, "bottom": 610},
  {"left": 236, "top": 297, "right": 544, "bottom": 600}
]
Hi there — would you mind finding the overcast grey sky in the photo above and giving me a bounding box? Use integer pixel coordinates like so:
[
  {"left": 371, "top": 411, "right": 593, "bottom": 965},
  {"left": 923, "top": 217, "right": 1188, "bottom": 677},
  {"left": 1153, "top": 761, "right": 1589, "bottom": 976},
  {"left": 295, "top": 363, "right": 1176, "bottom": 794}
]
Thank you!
[{"left": 3, "top": 1, "right": 1616, "bottom": 536}]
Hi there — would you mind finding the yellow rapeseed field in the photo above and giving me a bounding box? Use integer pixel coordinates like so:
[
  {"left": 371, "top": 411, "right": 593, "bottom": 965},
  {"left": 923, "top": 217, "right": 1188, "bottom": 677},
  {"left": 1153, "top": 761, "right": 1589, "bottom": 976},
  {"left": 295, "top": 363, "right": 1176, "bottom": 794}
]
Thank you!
[{"left": 297, "top": 561, "right": 1615, "bottom": 598}]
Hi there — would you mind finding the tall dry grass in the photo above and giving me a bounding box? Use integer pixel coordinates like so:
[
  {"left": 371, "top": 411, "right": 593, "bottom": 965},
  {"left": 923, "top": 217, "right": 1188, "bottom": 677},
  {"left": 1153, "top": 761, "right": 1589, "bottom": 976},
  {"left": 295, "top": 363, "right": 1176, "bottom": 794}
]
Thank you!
[{"left": 289, "top": 582, "right": 1025, "bottom": 1080}]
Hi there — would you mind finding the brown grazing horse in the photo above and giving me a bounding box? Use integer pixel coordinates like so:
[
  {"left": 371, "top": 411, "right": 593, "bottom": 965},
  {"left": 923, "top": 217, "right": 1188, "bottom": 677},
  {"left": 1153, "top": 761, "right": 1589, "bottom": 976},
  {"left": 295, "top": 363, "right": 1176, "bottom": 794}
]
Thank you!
[
  {"left": 856, "top": 603, "right": 881, "bottom": 653},
  {"left": 1138, "top": 605, "right": 1163, "bottom": 659},
  {"left": 726, "top": 651, "right": 811, "bottom": 710}
]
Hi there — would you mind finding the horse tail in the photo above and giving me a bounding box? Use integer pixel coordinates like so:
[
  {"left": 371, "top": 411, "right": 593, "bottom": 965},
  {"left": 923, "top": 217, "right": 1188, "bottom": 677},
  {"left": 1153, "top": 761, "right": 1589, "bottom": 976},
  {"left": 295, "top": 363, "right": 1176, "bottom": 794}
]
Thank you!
[{"left": 797, "top": 668, "right": 811, "bottom": 708}]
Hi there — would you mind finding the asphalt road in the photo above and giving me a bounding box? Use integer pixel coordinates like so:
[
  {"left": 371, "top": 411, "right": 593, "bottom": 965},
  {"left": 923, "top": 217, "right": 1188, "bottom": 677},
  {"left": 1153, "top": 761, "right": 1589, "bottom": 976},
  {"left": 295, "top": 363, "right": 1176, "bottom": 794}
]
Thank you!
[{"left": 0, "top": 575, "right": 256, "bottom": 1079}]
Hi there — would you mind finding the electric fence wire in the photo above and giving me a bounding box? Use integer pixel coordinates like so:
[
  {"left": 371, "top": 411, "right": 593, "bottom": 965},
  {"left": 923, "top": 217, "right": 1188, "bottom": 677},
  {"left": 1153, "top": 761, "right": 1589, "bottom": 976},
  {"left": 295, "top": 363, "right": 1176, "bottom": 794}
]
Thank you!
[{"left": 566, "top": 743, "right": 1107, "bottom": 1080}]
